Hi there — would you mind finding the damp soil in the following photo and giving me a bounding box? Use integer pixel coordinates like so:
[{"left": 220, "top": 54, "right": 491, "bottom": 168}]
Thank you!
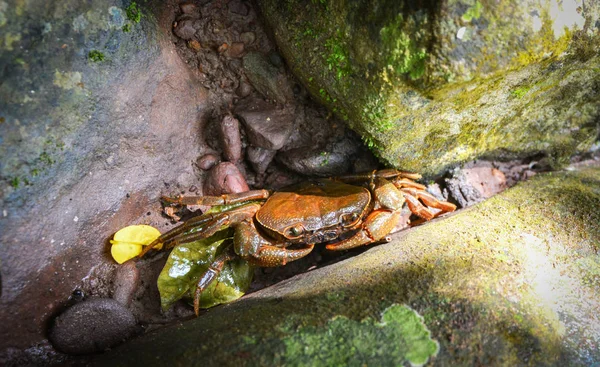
[{"left": 4, "top": 1, "right": 598, "bottom": 365}]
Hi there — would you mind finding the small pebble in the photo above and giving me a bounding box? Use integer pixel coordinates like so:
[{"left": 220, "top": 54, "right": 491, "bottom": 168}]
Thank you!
[
  {"left": 218, "top": 43, "right": 229, "bottom": 54},
  {"left": 228, "top": 0, "right": 249, "bottom": 16},
  {"left": 235, "top": 81, "right": 253, "bottom": 97},
  {"left": 112, "top": 261, "right": 140, "bottom": 307},
  {"left": 240, "top": 31, "right": 256, "bottom": 45},
  {"left": 173, "top": 18, "right": 197, "bottom": 40},
  {"left": 204, "top": 162, "right": 249, "bottom": 196},
  {"left": 179, "top": 2, "right": 199, "bottom": 15},
  {"left": 196, "top": 153, "right": 220, "bottom": 171},
  {"left": 226, "top": 42, "right": 245, "bottom": 58},
  {"left": 268, "top": 50, "right": 284, "bottom": 68},
  {"left": 187, "top": 39, "right": 201, "bottom": 51},
  {"left": 49, "top": 298, "right": 138, "bottom": 355},
  {"left": 219, "top": 115, "right": 243, "bottom": 162}
]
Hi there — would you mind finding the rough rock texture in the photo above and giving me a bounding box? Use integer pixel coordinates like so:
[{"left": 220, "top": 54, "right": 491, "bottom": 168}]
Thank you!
[
  {"left": 242, "top": 51, "right": 293, "bottom": 104},
  {"left": 236, "top": 103, "right": 296, "bottom": 150},
  {"left": 96, "top": 164, "right": 600, "bottom": 366},
  {"left": 256, "top": 0, "right": 600, "bottom": 176},
  {"left": 49, "top": 298, "right": 138, "bottom": 355},
  {"left": 0, "top": 0, "right": 208, "bottom": 359}
]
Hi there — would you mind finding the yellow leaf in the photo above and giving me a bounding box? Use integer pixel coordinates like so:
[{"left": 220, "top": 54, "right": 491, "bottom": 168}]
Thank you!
[
  {"left": 111, "top": 242, "right": 143, "bottom": 264},
  {"left": 113, "top": 224, "right": 161, "bottom": 245}
]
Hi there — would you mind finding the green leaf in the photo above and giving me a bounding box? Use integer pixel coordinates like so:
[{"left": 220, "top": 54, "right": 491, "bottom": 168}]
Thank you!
[{"left": 157, "top": 229, "right": 254, "bottom": 310}]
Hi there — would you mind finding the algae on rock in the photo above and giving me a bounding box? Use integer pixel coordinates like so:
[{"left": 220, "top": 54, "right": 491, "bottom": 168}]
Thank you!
[
  {"left": 97, "top": 165, "right": 600, "bottom": 366},
  {"left": 257, "top": 0, "right": 600, "bottom": 176}
]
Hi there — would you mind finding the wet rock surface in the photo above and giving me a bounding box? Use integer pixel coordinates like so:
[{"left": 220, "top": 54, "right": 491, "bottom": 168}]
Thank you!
[
  {"left": 49, "top": 298, "right": 138, "bottom": 355},
  {"left": 242, "top": 52, "right": 293, "bottom": 104}
]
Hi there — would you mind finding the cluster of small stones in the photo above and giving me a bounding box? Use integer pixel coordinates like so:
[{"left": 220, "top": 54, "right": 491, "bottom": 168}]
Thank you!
[{"left": 170, "top": 0, "right": 381, "bottom": 197}]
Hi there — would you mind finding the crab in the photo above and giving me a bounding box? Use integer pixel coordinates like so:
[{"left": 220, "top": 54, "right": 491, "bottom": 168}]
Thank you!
[{"left": 140, "top": 169, "right": 456, "bottom": 314}]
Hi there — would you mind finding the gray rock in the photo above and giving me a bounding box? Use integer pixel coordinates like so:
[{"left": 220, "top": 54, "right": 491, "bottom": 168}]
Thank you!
[
  {"left": 236, "top": 104, "right": 295, "bottom": 150},
  {"left": 268, "top": 50, "right": 284, "bottom": 68},
  {"left": 235, "top": 81, "right": 253, "bottom": 97},
  {"left": 173, "top": 17, "right": 198, "bottom": 40},
  {"left": 242, "top": 52, "right": 292, "bottom": 104},
  {"left": 247, "top": 146, "right": 277, "bottom": 175},
  {"left": 196, "top": 153, "right": 220, "bottom": 171},
  {"left": 203, "top": 162, "right": 249, "bottom": 196},
  {"left": 179, "top": 2, "right": 200, "bottom": 16},
  {"left": 446, "top": 163, "right": 508, "bottom": 207},
  {"left": 240, "top": 32, "right": 256, "bottom": 46},
  {"left": 219, "top": 115, "right": 243, "bottom": 162},
  {"left": 49, "top": 298, "right": 137, "bottom": 355},
  {"left": 277, "top": 136, "right": 360, "bottom": 177},
  {"left": 228, "top": 0, "right": 250, "bottom": 16},
  {"left": 111, "top": 261, "right": 140, "bottom": 307}
]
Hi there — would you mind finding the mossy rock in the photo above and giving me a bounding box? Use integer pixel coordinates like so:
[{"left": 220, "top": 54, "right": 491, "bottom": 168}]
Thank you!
[
  {"left": 96, "top": 165, "right": 600, "bottom": 366},
  {"left": 256, "top": 0, "right": 600, "bottom": 176}
]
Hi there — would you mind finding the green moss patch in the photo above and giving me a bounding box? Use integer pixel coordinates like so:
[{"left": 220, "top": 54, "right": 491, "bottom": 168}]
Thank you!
[{"left": 283, "top": 304, "right": 438, "bottom": 366}]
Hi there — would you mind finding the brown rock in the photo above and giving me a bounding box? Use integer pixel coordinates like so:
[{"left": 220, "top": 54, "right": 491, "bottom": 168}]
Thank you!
[
  {"left": 179, "top": 2, "right": 199, "bottom": 15},
  {"left": 204, "top": 162, "right": 249, "bottom": 196},
  {"left": 226, "top": 42, "right": 245, "bottom": 58},
  {"left": 217, "top": 43, "right": 229, "bottom": 54},
  {"left": 187, "top": 39, "right": 201, "bottom": 52},
  {"left": 219, "top": 115, "right": 243, "bottom": 162},
  {"left": 196, "top": 153, "right": 220, "bottom": 171}
]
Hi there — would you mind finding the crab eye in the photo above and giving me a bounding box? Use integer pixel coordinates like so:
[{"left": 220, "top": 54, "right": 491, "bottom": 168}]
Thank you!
[
  {"left": 286, "top": 225, "right": 304, "bottom": 237},
  {"left": 341, "top": 212, "right": 361, "bottom": 226}
]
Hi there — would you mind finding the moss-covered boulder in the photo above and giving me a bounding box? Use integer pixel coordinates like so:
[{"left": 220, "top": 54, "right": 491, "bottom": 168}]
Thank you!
[
  {"left": 97, "top": 165, "right": 600, "bottom": 366},
  {"left": 256, "top": 0, "right": 600, "bottom": 176}
]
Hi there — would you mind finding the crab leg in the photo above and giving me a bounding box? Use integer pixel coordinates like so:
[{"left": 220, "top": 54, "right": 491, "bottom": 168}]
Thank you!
[
  {"left": 326, "top": 209, "right": 400, "bottom": 251},
  {"left": 402, "top": 193, "right": 436, "bottom": 220},
  {"left": 335, "top": 169, "right": 422, "bottom": 183},
  {"left": 234, "top": 219, "right": 314, "bottom": 266},
  {"left": 193, "top": 243, "right": 237, "bottom": 316},
  {"left": 400, "top": 188, "right": 457, "bottom": 214},
  {"left": 138, "top": 203, "right": 261, "bottom": 258},
  {"left": 162, "top": 189, "right": 269, "bottom": 206},
  {"left": 391, "top": 178, "right": 427, "bottom": 190},
  {"left": 247, "top": 244, "right": 315, "bottom": 267}
]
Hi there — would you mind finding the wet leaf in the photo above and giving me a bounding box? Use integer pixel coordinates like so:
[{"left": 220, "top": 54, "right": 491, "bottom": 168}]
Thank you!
[
  {"left": 110, "top": 224, "right": 162, "bottom": 263},
  {"left": 157, "top": 228, "right": 253, "bottom": 310}
]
